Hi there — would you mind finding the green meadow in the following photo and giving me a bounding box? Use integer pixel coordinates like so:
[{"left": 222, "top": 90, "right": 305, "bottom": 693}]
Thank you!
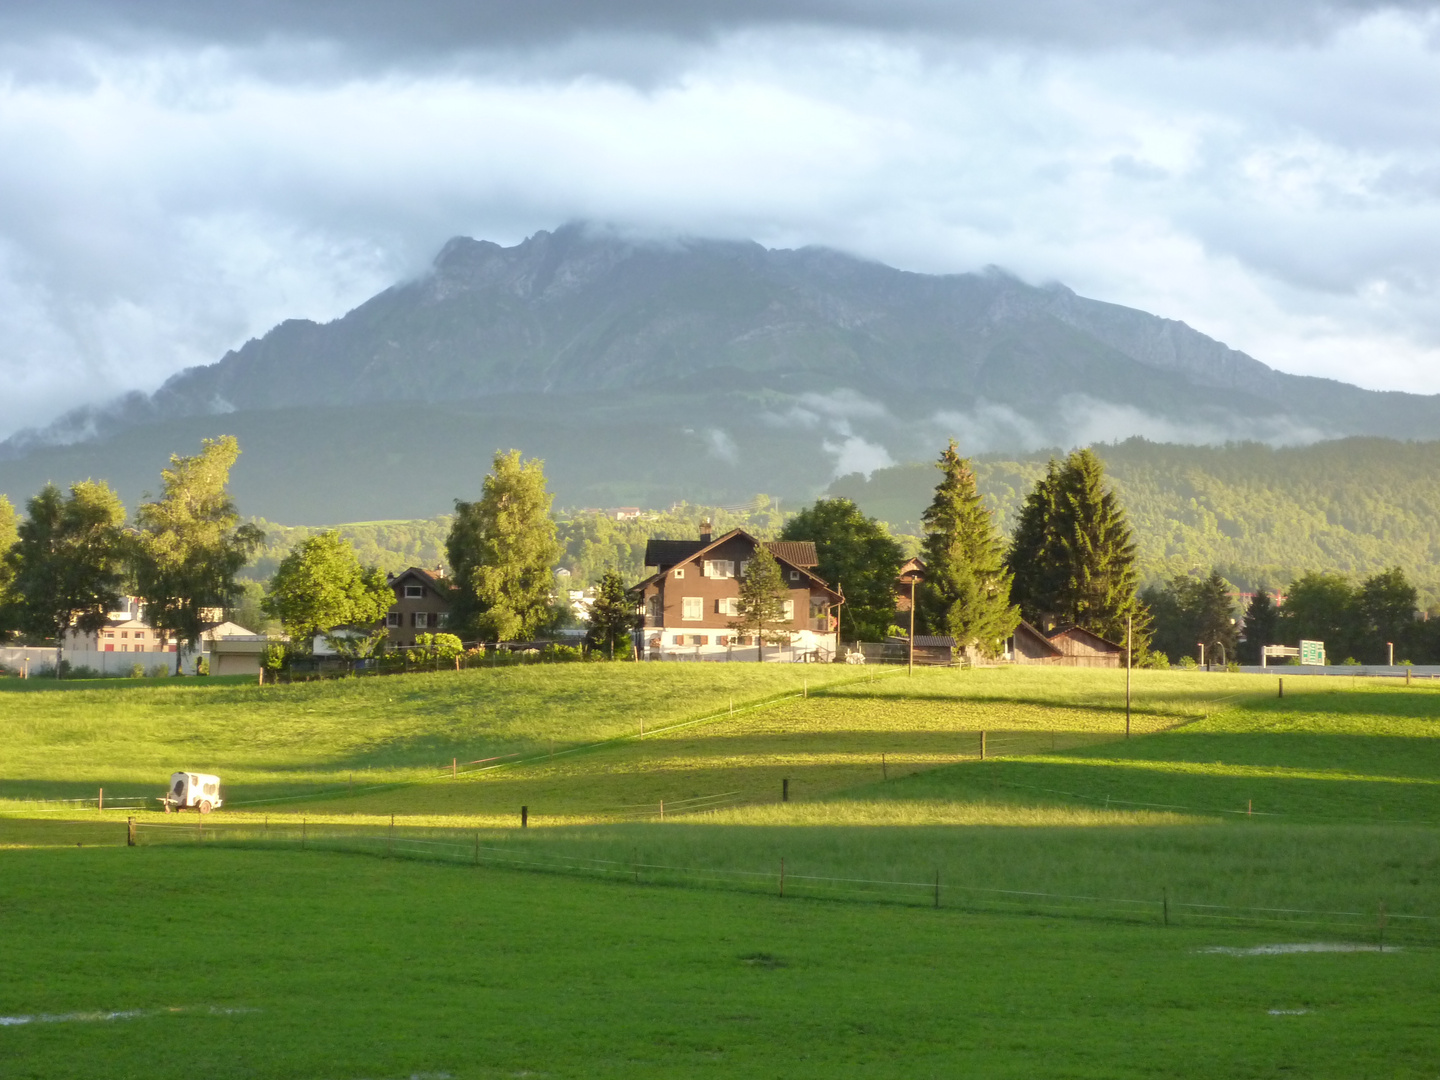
[{"left": 3, "top": 664, "right": 1439, "bottom": 1076}]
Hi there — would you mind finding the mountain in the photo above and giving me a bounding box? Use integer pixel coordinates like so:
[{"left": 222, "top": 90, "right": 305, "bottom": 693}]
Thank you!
[{"left": 4, "top": 222, "right": 1440, "bottom": 521}]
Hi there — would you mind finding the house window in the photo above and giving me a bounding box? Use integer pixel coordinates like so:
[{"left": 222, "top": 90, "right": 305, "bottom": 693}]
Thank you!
[
  {"left": 121, "top": 631, "right": 129, "bottom": 639},
  {"left": 648, "top": 595, "right": 662, "bottom": 619},
  {"left": 673, "top": 635, "right": 686, "bottom": 646},
  {"left": 103, "top": 632, "right": 114, "bottom": 640},
  {"left": 782, "top": 600, "right": 794, "bottom": 620},
  {"left": 703, "top": 560, "right": 735, "bottom": 579},
  {"left": 120, "top": 644, "right": 128, "bottom": 652},
  {"left": 673, "top": 568, "right": 685, "bottom": 579},
  {"left": 682, "top": 597, "right": 703, "bottom": 621},
  {"left": 717, "top": 635, "right": 730, "bottom": 646},
  {"left": 436, "top": 612, "right": 449, "bottom": 627},
  {"left": 695, "top": 635, "right": 709, "bottom": 646},
  {"left": 413, "top": 612, "right": 430, "bottom": 629},
  {"left": 404, "top": 584, "right": 424, "bottom": 599},
  {"left": 134, "top": 631, "right": 146, "bottom": 639},
  {"left": 739, "top": 561, "right": 749, "bottom": 577},
  {"left": 715, "top": 598, "right": 740, "bottom": 616},
  {"left": 789, "top": 570, "right": 800, "bottom": 581},
  {"left": 387, "top": 612, "right": 401, "bottom": 628}
]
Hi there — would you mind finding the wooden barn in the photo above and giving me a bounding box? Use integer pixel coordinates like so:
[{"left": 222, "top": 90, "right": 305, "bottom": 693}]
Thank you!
[
  {"left": 1046, "top": 626, "right": 1126, "bottom": 668},
  {"left": 1009, "top": 623, "right": 1127, "bottom": 667},
  {"left": 1009, "top": 621, "right": 1065, "bottom": 665},
  {"left": 886, "top": 634, "right": 957, "bottom": 665}
]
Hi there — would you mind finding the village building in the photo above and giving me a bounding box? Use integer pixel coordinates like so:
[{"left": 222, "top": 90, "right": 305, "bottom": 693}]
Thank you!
[
  {"left": 382, "top": 566, "right": 452, "bottom": 647},
  {"left": 631, "top": 522, "right": 842, "bottom": 661}
]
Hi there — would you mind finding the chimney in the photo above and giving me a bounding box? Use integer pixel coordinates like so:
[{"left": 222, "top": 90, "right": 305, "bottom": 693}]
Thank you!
[{"left": 699, "top": 519, "right": 712, "bottom": 544}]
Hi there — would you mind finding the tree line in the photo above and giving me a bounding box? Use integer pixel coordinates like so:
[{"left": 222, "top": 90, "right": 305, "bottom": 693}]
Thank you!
[{"left": 0, "top": 437, "right": 262, "bottom": 671}]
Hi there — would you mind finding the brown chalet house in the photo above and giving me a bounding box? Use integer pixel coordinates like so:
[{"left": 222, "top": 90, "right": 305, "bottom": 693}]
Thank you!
[
  {"left": 381, "top": 567, "right": 452, "bottom": 647},
  {"left": 632, "top": 523, "right": 843, "bottom": 661}
]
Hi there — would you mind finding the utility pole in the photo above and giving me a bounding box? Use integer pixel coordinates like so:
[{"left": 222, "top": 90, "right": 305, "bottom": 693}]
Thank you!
[
  {"left": 1126, "top": 615, "right": 1132, "bottom": 738},
  {"left": 908, "top": 575, "right": 916, "bottom": 676},
  {"left": 1198, "top": 642, "right": 1206, "bottom": 670}
]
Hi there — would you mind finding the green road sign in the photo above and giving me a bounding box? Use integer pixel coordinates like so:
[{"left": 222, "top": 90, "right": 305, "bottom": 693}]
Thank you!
[{"left": 1300, "top": 639, "right": 1326, "bottom": 665}]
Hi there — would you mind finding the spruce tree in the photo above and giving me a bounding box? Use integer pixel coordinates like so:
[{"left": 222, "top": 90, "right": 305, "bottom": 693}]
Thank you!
[
  {"left": 585, "top": 570, "right": 637, "bottom": 659},
  {"left": 1006, "top": 459, "right": 1063, "bottom": 628},
  {"left": 1050, "top": 449, "right": 1148, "bottom": 647},
  {"left": 917, "top": 440, "right": 1019, "bottom": 655},
  {"left": 447, "top": 450, "right": 561, "bottom": 642},
  {"left": 732, "top": 545, "right": 790, "bottom": 655},
  {"left": 1240, "top": 588, "right": 1280, "bottom": 664}
]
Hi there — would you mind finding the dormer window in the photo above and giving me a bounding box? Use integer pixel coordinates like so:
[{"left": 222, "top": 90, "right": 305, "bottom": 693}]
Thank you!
[{"left": 404, "top": 585, "right": 424, "bottom": 599}]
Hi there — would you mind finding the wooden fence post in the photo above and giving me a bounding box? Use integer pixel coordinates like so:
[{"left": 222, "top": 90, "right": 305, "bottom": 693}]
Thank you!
[
  {"left": 934, "top": 869, "right": 941, "bottom": 909},
  {"left": 127, "top": 817, "right": 136, "bottom": 847},
  {"left": 782, "top": 778, "right": 789, "bottom": 803},
  {"left": 98, "top": 787, "right": 103, "bottom": 811},
  {"left": 1278, "top": 678, "right": 1284, "bottom": 699},
  {"left": 521, "top": 805, "right": 528, "bottom": 828},
  {"left": 779, "top": 857, "right": 785, "bottom": 898},
  {"left": 980, "top": 731, "right": 986, "bottom": 760},
  {"left": 881, "top": 752, "right": 887, "bottom": 780},
  {"left": 473, "top": 831, "right": 479, "bottom": 866}
]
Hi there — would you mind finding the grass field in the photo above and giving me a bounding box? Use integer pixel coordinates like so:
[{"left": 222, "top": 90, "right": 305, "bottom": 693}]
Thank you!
[
  {"left": 3, "top": 846, "right": 1437, "bottom": 1080},
  {"left": 3, "top": 663, "right": 1439, "bottom": 1075}
]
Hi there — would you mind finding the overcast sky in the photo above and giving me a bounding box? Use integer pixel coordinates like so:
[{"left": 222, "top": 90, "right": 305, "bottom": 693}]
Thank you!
[{"left": 2, "top": 1, "right": 1439, "bottom": 439}]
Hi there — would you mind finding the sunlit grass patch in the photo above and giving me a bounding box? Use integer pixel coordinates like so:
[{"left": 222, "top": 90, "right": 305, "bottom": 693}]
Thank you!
[{"left": 700, "top": 798, "right": 1199, "bottom": 826}]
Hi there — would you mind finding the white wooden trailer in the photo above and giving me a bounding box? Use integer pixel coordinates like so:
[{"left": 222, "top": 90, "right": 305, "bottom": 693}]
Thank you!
[{"left": 162, "top": 771, "right": 223, "bottom": 813}]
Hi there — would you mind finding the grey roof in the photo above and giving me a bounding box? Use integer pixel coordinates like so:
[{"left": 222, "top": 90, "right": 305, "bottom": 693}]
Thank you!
[
  {"left": 644, "top": 539, "right": 705, "bottom": 567},
  {"left": 643, "top": 536, "right": 818, "bottom": 570},
  {"left": 912, "top": 635, "right": 956, "bottom": 648}
]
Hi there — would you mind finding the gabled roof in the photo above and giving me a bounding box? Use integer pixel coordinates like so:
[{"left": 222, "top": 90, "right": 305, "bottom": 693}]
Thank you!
[
  {"left": 644, "top": 539, "right": 705, "bottom": 567},
  {"left": 644, "top": 535, "right": 818, "bottom": 569},
  {"left": 1013, "top": 620, "right": 1064, "bottom": 656},
  {"left": 389, "top": 566, "right": 444, "bottom": 588},
  {"left": 1047, "top": 625, "right": 1124, "bottom": 651},
  {"left": 637, "top": 529, "right": 838, "bottom": 598}
]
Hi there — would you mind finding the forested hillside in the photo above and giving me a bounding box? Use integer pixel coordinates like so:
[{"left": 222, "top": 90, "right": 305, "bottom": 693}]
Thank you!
[
  {"left": 234, "top": 437, "right": 1440, "bottom": 609},
  {"left": 829, "top": 437, "right": 1440, "bottom": 601}
]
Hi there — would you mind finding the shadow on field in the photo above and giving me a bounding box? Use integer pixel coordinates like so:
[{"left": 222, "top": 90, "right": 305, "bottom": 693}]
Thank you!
[{"left": 865, "top": 735, "right": 1440, "bottom": 824}]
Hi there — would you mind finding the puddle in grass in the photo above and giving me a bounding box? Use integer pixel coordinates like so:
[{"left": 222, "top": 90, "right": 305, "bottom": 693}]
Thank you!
[
  {"left": 0, "top": 1005, "right": 258, "bottom": 1026},
  {"left": 1201, "top": 943, "right": 1395, "bottom": 955}
]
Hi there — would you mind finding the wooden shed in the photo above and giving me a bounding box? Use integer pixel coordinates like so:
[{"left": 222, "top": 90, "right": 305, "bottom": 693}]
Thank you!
[
  {"left": 1009, "top": 621, "right": 1065, "bottom": 665},
  {"left": 886, "top": 634, "right": 956, "bottom": 665},
  {"left": 1046, "top": 626, "right": 1126, "bottom": 668}
]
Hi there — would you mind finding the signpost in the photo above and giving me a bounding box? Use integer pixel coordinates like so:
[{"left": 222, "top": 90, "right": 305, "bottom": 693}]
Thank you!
[{"left": 1300, "top": 640, "right": 1326, "bottom": 666}]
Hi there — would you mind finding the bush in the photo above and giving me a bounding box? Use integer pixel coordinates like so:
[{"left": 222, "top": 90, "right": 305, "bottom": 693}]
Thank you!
[
  {"left": 1138, "top": 651, "right": 1170, "bottom": 670},
  {"left": 1225, "top": 661, "right": 1240, "bottom": 673},
  {"left": 1341, "top": 656, "right": 1361, "bottom": 666},
  {"left": 1177, "top": 655, "right": 1199, "bottom": 670},
  {"left": 129, "top": 663, "right": 146, "bottom": 678}
]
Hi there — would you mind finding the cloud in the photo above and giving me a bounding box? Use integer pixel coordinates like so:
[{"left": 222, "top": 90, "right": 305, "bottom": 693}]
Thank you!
[
  {"left": 2, "top": 9, "right": 1440, "bottom": 438},
  {"left": 0, "top": 0, "right": 1425, "bottom": 67},
  {"left": 929, "top": 396, "right": 1330, "bottom": 454}
]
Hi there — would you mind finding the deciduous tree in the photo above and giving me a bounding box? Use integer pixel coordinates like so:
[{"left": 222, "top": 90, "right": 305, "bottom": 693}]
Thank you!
[
  {"left": 780, "top": 497, "right": 902, "bottom": 642},
  {"left": 263, "top": 531, "right": 393, "bottom": 648},
  {"left": 132, "top": 437, "right": 264, "bottom": 670},
  {"left": 5, "top": 481, "right": 128, "bottom": 671},
  {"left": 446, "top": 450, "right": 561, "bottom": 641},
  {"left": 917, "top": 441, "right": 1018, "bottom": 655}
]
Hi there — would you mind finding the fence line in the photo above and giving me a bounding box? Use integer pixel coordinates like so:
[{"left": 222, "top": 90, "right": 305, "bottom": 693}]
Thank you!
[{"left": 117, "top": 819, "right": 1434, "bottom": 943}]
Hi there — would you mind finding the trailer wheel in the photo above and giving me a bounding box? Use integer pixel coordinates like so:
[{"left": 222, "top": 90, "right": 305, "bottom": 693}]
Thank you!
[{"left": 199, "top": 800, "right": 212, "bottom": 814}]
